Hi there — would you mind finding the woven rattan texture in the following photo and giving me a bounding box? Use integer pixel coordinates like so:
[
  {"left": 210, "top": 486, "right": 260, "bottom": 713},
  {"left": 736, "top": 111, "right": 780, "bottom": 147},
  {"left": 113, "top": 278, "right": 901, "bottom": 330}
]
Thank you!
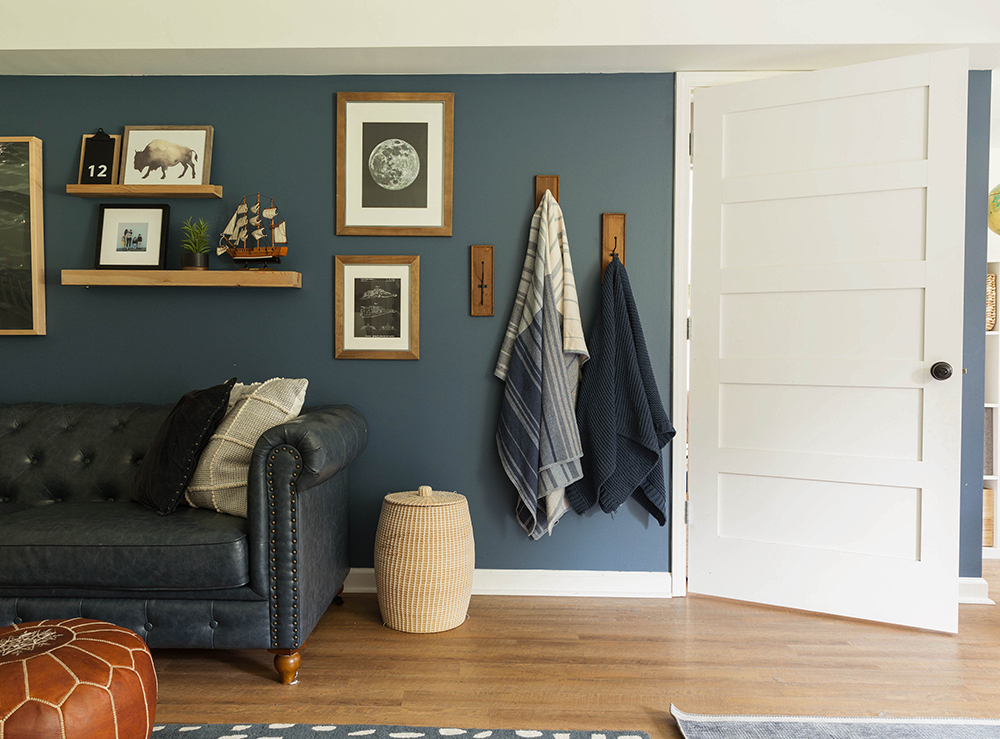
[{"left": 374, "top": 491, "right": 474, "bottom": 633}]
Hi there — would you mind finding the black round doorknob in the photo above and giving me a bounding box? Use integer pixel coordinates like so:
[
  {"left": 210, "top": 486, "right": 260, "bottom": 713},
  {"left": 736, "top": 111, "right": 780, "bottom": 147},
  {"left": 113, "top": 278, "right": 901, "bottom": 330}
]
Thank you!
[{"left": 930, "top": 362, "right": 953, "bottom": 381}]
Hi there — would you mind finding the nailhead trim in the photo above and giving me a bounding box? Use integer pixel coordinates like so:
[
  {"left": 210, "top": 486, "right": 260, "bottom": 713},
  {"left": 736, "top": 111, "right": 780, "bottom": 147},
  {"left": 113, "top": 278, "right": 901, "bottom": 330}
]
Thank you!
[{"left": 268, "top": 444, "right": 303, "bottom": 649}]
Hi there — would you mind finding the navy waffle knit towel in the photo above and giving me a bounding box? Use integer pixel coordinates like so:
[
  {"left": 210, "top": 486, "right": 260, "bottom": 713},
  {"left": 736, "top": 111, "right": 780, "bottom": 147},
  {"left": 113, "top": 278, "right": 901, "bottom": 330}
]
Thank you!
[{"left": 566, "top": 255, "right": 675, "bottom": 524}]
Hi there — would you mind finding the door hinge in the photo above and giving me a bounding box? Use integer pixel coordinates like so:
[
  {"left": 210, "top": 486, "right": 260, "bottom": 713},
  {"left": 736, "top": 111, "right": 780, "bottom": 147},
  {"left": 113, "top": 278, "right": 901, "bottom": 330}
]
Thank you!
[
  {"left": 689, "top": 131, "right": 694, "bottom": 160},
  {"left": 685, "top": 500, "right": 689, "bottom": 524},
  {"left": 687, "top": 316, "right": 691, "bottom": 340}
]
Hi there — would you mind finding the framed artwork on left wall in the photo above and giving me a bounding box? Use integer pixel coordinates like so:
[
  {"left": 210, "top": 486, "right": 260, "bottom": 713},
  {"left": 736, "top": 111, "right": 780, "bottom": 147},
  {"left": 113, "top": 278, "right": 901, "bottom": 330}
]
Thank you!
[{"left": 0, "top": 137, "right": 45, "bottom": 336}]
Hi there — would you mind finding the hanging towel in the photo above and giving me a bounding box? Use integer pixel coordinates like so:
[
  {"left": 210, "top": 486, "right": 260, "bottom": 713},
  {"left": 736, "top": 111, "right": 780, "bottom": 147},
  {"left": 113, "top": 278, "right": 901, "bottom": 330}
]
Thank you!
[
  {"left": 566, "top": 255, "right": 675, "bottom": 525},
  {"left": 495, "top": 190, "right": 589, "bottom": 539}
]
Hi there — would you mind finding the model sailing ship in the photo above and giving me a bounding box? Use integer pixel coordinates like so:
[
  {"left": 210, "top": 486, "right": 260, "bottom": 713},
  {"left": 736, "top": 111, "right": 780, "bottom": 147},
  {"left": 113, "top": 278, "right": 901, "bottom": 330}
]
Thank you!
[{"left": 218, "top": 194, "right": 287, "bottom": 268}]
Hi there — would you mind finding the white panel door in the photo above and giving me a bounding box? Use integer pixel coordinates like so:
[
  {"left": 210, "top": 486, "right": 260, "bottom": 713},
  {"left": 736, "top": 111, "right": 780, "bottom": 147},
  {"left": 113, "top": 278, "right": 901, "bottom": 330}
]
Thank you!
[{"left": 688, "top": 50, "right": 968, "bottom": 632}]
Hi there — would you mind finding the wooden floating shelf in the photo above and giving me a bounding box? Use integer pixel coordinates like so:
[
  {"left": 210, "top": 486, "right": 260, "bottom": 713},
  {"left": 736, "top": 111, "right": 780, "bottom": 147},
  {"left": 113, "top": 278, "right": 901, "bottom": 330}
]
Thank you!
[
  {"left": 66, "top": 184, "right": 223, "bottom": 199},
  {"left": 61, "top": 269, "right": 301, "bottom": 288}
]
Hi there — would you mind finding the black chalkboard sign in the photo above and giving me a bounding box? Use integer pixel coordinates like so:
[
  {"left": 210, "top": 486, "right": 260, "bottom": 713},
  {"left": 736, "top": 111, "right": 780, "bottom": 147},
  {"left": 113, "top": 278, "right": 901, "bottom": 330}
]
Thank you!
[{"left": 78, "top": 129, "right": 121, "bottom": 185}]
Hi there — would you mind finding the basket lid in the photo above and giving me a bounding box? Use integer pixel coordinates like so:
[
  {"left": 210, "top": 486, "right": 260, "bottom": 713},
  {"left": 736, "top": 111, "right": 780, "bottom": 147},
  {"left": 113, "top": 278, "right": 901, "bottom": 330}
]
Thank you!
[{"left": 384, "top": 485, "right": 466, "bottom": 507}]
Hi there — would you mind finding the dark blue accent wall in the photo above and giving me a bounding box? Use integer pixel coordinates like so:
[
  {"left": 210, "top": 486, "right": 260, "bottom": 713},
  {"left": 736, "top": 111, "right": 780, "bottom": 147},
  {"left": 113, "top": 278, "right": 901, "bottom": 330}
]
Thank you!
[
  {"left": 0, "top": 74, "right": 676, "bottom": 572},
  {"left": 0, "top": 69, "right": 990, "bottom": 579},
  {"left": 961, "top": 70, "right": 991, "bottom": 579}
]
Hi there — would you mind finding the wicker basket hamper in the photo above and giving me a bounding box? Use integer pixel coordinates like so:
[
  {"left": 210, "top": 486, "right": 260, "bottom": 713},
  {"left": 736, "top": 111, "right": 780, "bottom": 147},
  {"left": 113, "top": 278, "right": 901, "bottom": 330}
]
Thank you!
[{"left": 374, "top": 485, "right": 475, "bottom": 633}]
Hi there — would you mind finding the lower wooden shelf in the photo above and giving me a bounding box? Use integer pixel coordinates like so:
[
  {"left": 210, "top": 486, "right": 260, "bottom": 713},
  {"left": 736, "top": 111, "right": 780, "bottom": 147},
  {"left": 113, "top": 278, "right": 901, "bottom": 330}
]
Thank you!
[{"left": 61, "top": 269, "right": 301, "bottom": 288}]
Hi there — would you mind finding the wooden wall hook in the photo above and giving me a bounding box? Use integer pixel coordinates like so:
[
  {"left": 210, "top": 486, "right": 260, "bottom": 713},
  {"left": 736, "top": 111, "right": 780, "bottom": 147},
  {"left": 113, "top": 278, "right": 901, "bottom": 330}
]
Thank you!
[
  {"left": 470, "top": 245, "right": 494, "bottom": 316},
  {"left": 602, "top": 213, "right": 626, "bottom": 279},
  {"left": 535, "top": 176, "right": 559, "bottom": 208}
]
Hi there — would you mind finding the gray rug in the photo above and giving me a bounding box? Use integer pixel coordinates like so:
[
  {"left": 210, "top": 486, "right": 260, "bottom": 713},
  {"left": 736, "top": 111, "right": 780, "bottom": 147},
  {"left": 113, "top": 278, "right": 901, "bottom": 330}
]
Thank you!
[
  {"left": 152, "top": 726, "right": 649, "bottom": 739},
  {"left": 672, "top": 706, "right": 1000, "bottom": 738}
]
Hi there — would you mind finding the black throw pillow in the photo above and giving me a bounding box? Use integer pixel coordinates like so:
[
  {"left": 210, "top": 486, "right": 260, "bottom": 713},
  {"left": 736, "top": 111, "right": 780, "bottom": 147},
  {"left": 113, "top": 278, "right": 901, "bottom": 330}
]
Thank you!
[{"left": 133, "top": 378, "right": 237, "bottom": 515}]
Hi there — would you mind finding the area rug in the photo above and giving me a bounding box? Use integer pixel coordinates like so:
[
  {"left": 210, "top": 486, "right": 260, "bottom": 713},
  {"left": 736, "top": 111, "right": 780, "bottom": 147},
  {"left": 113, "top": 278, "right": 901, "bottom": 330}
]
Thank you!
[
  {"left": 671, "top": 706, "right": 1000, "bottom": 739},
  {"left": 152, "top": 726, "right": 649, "bottom": 739}
]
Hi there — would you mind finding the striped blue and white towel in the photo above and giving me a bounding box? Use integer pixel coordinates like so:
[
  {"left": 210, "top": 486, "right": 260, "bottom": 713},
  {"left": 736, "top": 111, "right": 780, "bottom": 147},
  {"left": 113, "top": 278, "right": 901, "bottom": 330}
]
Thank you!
[{"left": 495, "top": 190, "right": 589, "bottom": 539}]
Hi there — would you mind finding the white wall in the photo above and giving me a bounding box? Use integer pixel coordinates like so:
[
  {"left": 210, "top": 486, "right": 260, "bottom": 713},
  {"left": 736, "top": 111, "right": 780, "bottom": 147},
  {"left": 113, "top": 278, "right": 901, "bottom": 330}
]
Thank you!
[
  {"left": 990, "top": 70, "right": 1000, "bottom": 261},
  {"left": 3, "top": 0, "right": 1000, "bottom": 74}
]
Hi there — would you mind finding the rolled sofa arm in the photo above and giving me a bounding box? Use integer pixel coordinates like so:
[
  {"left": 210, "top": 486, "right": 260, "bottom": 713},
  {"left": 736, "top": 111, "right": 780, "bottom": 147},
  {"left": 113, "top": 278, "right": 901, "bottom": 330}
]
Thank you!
[
  {"left": 245, "top": 405, "right": 368, "bottom": 643},
  {"left": 252, "top": 405, "right": 368, "bottom": 492}
]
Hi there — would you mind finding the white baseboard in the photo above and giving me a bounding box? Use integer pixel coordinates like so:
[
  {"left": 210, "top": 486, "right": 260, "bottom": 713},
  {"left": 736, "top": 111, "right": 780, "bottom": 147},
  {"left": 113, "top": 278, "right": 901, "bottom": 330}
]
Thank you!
[
  {"left": 344, "top": 568, "right": 673, "bottom": 598},
  {"left": 345, "top": 569, "right": 992, "bottom": 605},
  {"left": 959, "top": 576, "right": 996, "bottom": 605}
]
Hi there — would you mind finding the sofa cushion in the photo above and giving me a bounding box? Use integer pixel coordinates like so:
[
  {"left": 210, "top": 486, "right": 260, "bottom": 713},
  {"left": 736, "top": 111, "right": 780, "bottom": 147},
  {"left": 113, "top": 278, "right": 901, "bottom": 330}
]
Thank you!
[
  {"left": 185, "top": 378, "right": 307, "bottom": 518},
  {"left": 133, "top": 379, "right": 236, "bottom": 515},
  {"left": 0, "top": 502, "right": 249, "bottom": 591}
]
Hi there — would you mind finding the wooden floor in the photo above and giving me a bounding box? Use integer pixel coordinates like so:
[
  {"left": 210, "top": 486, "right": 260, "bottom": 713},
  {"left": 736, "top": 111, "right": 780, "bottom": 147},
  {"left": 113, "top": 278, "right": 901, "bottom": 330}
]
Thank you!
[{"left": 154, "top": 561, "right": 1000, "bottom": 739}]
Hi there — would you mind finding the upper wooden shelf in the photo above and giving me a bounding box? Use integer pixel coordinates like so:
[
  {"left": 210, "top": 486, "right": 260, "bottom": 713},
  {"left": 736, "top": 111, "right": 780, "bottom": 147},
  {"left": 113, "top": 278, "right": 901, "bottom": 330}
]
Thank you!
[
  {"left": 61, "top": 269, "right": 301, "bottom": 288},
  {"left": 66, "top": 184, "right": 223, "bottom": 199}
]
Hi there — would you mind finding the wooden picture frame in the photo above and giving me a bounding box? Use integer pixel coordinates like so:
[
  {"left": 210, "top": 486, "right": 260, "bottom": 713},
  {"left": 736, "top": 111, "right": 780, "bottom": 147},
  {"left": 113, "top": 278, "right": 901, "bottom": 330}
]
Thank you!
[
  {"left": 95, "top": 204, "right": 170, "bottom": 269},
  {"left": 0, "top": 137, "right": 45, "bottom": 335},
  {"left": 120, "top": 125, "right": 214, "bottom": 186},
  {"left": 77, "top": 131, "right": 122, "bottom": 185},
  {"left": 335, "top": 255, "right": 419, "bottom": 360},
  {"left": 336, "top": 92, "right": 453, "bottom": 236}
]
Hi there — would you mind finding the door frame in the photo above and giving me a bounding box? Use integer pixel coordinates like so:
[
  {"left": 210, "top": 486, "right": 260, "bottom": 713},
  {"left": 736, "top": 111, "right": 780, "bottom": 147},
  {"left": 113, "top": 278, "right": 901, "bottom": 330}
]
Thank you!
[{"left": 670, "top": 71, "right": 795, "bottom": 597}]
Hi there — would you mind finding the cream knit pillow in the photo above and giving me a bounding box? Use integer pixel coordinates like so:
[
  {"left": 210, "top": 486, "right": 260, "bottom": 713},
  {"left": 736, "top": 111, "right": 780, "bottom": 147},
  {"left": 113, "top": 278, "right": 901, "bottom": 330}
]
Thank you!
[{"left": 185, "top": 377, "right": 308, "bottom": 517}]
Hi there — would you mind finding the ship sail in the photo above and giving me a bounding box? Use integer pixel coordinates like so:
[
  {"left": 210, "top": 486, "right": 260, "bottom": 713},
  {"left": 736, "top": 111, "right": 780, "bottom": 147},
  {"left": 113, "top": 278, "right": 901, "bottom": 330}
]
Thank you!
[{"left": 219, "top": 193, "right": 289, "bottom": 266}]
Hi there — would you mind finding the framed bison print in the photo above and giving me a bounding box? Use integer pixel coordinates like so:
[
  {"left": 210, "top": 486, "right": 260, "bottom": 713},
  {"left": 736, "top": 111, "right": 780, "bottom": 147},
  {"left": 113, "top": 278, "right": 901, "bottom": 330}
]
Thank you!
[
  {"left": 0, "top": 137, "right": 45, "bottom": 335},
  {"left": 95, "top": 204, "right": 169, "bottom": 269},
  {"left": 120, "top": 125, "right": 214, "bottom": 186},
  {"left": 336, "top": 92, "right": 453, "bottom": 236}
]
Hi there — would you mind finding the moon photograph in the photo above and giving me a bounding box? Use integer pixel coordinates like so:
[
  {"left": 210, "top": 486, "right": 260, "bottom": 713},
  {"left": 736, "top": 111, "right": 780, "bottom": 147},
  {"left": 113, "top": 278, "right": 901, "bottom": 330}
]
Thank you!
[{"left": 362, "top": 122, "right": 428, "bottom": 209}]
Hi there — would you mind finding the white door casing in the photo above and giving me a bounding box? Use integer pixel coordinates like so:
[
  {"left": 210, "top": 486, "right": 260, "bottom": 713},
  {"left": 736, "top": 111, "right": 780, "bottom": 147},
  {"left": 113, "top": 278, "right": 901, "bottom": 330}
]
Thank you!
[{"left": 687, "top": 50, "right": 969, "bottom": 632}]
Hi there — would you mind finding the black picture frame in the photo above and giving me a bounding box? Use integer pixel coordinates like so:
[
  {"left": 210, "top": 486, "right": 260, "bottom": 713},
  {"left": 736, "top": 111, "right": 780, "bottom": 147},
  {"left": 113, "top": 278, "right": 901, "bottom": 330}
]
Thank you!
[{"left": 95, "top": 204, "right": 169, "bottom": 269}]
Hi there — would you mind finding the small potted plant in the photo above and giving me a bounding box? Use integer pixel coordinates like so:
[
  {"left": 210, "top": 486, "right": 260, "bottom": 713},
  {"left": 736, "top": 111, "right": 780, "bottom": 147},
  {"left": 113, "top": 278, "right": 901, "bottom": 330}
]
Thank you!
[{"left": 180, "top": 216, "right": 211, "bottom": 270}]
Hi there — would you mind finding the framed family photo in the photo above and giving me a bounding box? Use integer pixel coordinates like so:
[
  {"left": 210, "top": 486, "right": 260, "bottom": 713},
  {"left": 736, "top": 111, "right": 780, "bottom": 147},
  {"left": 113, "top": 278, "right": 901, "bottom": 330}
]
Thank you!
[
  {"left": 336, "top": 92, "right": 453, "bottom": 236},
  {"left": 335, "top": 255, "right": 419, "bottom": 360},
  {"left": 95, "top": 204, "right": 169, "bottom": 269},
  {"left": 120, "top": 125, "right": 214, "bottom": 186}
]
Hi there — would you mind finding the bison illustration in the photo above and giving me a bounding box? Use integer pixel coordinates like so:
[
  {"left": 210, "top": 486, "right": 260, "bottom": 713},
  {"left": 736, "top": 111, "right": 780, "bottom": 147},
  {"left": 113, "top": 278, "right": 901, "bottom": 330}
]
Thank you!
[{"left": 133, "top": 139, "right": 198, "bottom": 180}]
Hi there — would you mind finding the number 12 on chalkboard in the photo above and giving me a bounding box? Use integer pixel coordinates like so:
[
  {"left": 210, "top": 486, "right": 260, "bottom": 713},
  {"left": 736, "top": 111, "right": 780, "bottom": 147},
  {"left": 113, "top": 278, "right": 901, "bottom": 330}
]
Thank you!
[{"left": 78, "top": 130, "right": 122, "bottom": 185}]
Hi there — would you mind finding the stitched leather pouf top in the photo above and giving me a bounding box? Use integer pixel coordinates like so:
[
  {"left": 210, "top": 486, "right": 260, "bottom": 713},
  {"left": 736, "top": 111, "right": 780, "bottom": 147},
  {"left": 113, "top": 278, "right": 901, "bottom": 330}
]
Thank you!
[{"left": 0, "top": 618, "right": 157, "bottom": 739}]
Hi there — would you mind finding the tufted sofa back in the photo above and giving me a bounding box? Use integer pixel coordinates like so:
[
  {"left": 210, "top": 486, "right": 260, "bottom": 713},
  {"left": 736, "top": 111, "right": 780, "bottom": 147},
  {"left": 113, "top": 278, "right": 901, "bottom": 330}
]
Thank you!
[{"left": 0, "top": 403, "right": 172, "bottom": 512}]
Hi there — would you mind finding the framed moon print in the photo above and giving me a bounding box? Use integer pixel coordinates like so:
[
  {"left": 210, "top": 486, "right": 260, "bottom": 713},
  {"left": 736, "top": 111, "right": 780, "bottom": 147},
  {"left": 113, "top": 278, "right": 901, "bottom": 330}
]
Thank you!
[
  {"left": 0, "top": 137, "right": 45, "bottom": 336},
  {"left": 336, "top": 92, "right": 454, "bottom": 236},
  {"left": 335, "top": 255, "right": 419, "bottom": 360}
]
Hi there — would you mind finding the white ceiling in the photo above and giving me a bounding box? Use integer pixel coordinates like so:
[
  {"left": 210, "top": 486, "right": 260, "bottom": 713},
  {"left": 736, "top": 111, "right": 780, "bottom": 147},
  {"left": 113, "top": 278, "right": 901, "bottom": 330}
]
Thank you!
[
  {"left": 2, "top": 0, "right": 998, "bottom": 75},
  {"left": 2, "top": 44, "right": 998, "bottom": 76}
]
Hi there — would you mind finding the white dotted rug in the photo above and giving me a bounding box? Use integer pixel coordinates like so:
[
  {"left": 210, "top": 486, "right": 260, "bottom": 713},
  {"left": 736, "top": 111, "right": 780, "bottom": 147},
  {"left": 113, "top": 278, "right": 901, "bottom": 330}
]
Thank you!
[{"left": 152, "top": 726, "right": 649, "bottom": 739}]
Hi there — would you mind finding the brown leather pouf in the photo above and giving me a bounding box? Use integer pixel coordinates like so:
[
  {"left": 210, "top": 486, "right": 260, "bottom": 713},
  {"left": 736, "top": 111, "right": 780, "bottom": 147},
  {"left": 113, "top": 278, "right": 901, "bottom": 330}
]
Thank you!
[{"left": 0, "top": 618, "right": 157, "bottom": 739}]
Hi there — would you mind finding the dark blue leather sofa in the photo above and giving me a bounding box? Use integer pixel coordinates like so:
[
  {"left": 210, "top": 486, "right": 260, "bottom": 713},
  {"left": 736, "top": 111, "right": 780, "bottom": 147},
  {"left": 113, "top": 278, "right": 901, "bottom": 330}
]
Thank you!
[{"left": 0, "top": 401, "right": 368, "bottom": 684}]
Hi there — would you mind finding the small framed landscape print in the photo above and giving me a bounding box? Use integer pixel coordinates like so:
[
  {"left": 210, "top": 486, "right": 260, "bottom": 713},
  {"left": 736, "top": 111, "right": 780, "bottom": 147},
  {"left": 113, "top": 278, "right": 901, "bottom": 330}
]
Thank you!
[
  {"left": 337, "top": 92, "right": 453, "bottom": 236},
  {"left": 335, "top": 255, "right": 419, "bottom": 360},
  {"left": 120, "top": 125, "right": 214, "bottom": 185},
  {"left": 95, "top": 204, "right": 169, "bottom": 269}
]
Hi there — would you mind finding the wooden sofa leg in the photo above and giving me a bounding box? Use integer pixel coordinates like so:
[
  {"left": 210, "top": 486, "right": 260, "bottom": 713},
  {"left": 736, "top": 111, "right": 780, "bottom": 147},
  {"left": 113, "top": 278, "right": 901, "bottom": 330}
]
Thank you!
[{"left": 269, "top": 648, "right": 301, "bottom": 685}]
